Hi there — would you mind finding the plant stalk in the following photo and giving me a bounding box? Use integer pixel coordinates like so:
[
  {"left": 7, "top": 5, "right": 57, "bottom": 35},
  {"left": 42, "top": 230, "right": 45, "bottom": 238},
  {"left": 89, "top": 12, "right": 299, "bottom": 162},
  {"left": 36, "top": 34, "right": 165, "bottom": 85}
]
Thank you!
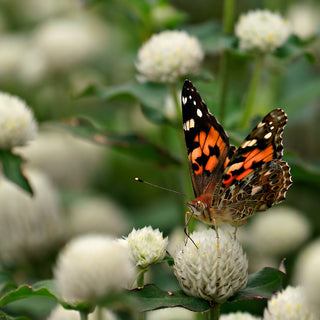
[
  {"left": 80, "top": 311, "right": 88, "bottom": 320},
  {"left": 222, "top": 0, "right": 235, "bottom": 34},
  {"left": 239, "top": 54, "right": 265, "bottom": 129},
  {"left": 202, "top": 304, "right": 220, "bottom": 320}
]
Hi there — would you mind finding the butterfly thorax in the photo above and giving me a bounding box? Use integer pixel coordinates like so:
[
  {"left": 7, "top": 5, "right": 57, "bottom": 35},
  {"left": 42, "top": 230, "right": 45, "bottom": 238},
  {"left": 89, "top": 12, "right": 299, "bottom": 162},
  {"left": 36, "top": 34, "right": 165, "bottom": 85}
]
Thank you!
[{"left": 187, "top": 194, "right": 235, "bottom": 226}]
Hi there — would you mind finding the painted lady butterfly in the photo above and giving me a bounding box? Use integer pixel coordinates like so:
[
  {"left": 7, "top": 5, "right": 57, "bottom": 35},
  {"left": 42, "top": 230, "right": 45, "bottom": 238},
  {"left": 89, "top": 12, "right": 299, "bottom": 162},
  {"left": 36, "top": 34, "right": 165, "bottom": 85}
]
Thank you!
[{"left": 182, "top": 80, "right": 292, "bottom": 236}]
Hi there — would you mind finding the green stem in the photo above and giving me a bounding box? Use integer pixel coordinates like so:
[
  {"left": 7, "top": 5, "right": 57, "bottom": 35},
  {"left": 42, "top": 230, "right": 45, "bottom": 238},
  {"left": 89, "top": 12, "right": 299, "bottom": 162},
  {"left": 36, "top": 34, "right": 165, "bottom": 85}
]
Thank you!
[
  {"left": 96, "top": 307, "right": 103, "bottom": 320},
  {"left": 203, "top": 304, "right": 220, "bottom": 320},
  {"left": 137, "top": 268, "right": 147, "bottom": 287},
  {"left": 80, "top": 311, "right": 88, "bottom": 320},
  {"left": 239, "top": 54, "right": 265, "bottom": 129},
  {"left": 222, "top": 0, "right": 235, "bottom": 34},
  {"left": 217, "top": 50, "right": 229, "bottom": 125},
  {"left": 217, "top": 0, "right": 235, "bottom": 124}
]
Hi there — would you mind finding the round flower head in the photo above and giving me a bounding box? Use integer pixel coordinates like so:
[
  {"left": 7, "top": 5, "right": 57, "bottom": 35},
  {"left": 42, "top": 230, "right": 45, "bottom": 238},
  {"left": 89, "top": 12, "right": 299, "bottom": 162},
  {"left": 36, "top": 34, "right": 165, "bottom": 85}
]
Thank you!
[
  {"left": 235, "top": 10, "right": 291, "bottom": 53},
  {"left": 126, "top": 226, "right": 168, "bottom": 269},
  {"left": 173, "top": 228, "right": 248, "bottom": 303},
  {"left": 136, "top": 30, "right": 204, "bottom": 83},
  {"left": 249, "top": 206, "right": 310, "bottom": 256},
  {"left": 47, "top": 304, "right": 117, "bottom": 320},
  {"left": 67, "top": 196, "right": 129, "bottom": 238},
  {"left": 54, "top": 235, "right": 135, "bottom": 304},
  {"left": 0, "top": 169, "right": 63, "bottom": 266},
  {"left": 294, "top": 239, "right": 320, "bottom": 316},
  {"left": 0, "top": 92, "right": 37, "bottom": 149},
  {"left": 17, "top": 129, "right": 103, "bottom": 190},
  {"left": 147, "top": 307, "right": 194, "bottom": 320},
  {"left": 220, "top": 312, "right": 261, "bottom": 320},
  {"left": 263, "top": 286, "right": 317, "bottom": 320}
]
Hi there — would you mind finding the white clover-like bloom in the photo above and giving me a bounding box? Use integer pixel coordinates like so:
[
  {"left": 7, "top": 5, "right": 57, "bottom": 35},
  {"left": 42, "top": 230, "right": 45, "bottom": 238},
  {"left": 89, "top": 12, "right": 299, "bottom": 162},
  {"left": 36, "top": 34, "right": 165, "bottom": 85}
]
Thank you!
[
  {"left": 136, "top": 30, "right": 204, "bottom": 83},
  {"left": 47, "top": 305, "right": 117, "bottom": 320},
  {"left": 0, "top": 92, "right": 37, "bottom": 149},
  {"left": 16, "top": 129, "right": 104, "bottom": 190},
  {"left": 263, "top": 286, "right": 317, "bottom": 320},
  {"left": 249, "top": 207, "right": 310, "bottom": 256},
  {"left": 67, "top": 196, "right": 129, "bottom": 238},
  {"left": 293, "top": 239, "right": 320, "bottom": 316},
  {"left": 235, "top": 10, "right": 291, "bottom": 52},
  {"left": 147, "top": 307, "right": 194, "bottom": 320},
  {"left": 0, "top": 169, "right": 63, "bottom": 266},
  {"left": 33, "top": 15, "right": 107, "bottom": 70},
  {"left": 0, "top": 35, "right": 28, "bottom": 80},
  {"left": 287, "top": 4, "right": 320, "bottom": 40},
  {"left": 220, "top": 312, "right": 261, "bottom": 320},
  {"left": 14, "top": 0, "right": 81, "bottom": 22},
  {"left": 126, "top": 226, "right": 168, "bottom": 268},
  {"left": 54, "top": 234, "right": 135, "bottom": 304},
  {"left": 173, "top": 229, "right": 248, "bottom": 303}
]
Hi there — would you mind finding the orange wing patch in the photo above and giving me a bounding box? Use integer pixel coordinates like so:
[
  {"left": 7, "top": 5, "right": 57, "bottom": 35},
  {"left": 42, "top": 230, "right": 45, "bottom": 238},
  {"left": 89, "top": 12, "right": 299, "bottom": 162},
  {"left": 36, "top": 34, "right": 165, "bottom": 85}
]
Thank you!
[{"left": 191, "top": 127, "right": 227, "bottom": 176}]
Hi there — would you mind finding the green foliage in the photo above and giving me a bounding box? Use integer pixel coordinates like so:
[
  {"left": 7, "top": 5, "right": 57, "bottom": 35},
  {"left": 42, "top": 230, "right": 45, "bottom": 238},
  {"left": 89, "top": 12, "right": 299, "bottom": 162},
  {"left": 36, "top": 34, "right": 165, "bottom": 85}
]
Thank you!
[{"left": 0, "top": 151, "right": 33, "bottom": 195}]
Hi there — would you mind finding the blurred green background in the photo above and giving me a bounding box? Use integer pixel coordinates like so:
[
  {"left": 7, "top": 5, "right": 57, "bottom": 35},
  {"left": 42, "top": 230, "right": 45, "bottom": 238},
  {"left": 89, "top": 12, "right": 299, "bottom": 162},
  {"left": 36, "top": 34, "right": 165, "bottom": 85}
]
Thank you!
[{"left": 0, "top": 0, "right": 319, "bottom": 318}]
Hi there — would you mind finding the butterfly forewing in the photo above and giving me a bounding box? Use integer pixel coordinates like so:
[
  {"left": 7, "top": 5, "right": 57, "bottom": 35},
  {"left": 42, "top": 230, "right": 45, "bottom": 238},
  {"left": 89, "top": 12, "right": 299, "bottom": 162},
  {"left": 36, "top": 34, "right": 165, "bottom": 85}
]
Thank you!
[
  {"left": 181, "top": 80, "right": 292, "bottom": 228},
  {"left": 181, "top": 80, "right": 231, "bottom": 198}
]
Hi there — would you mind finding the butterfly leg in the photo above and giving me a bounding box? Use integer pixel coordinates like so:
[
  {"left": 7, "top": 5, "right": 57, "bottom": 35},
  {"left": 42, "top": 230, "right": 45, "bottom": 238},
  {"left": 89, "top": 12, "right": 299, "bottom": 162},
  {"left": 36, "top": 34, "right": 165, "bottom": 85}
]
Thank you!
[
  {"left": 184, "top": 212, "right": 198, "bottom": 248},
  {"left": 213, "top": 218, "right": 221, "bottom": 258},
  {"left": 233, "top": 222, "right": 238, "bottom": 240}
]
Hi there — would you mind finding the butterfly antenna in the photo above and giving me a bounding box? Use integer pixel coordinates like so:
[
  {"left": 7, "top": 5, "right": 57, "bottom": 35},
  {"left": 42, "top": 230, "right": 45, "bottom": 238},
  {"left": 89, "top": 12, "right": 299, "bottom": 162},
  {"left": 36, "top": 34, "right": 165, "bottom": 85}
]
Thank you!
[
  {"left": 135, "top": 177, "right": 191, "bottom": 200},
  {"left": 184, "top": 213, "right": 198, "bottom": 248}
]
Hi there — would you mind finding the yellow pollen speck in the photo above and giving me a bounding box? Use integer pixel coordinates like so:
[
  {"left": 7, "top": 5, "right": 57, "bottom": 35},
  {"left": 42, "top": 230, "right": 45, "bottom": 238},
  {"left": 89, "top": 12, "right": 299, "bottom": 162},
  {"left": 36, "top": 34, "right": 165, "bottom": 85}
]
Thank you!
[
  {"left": 268, "top": 33, "right": 275, "bottom": 40},
  {"left": 296, "top": 303, "right": 301, "bottom": 310},
  {"left": 195, "top": 242, "right": 199, "bottom": 248},
  {"left": 214, "top": 242, "right": 217, "bottom": 249},
  {"left": 286, "top": 305, "right": 291, "bottom": 312}
]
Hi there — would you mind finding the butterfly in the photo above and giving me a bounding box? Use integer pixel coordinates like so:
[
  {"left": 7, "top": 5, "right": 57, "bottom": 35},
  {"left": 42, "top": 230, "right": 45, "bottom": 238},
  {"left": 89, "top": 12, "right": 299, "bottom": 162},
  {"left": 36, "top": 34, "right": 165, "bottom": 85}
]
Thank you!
[{"left": 181, "top": 80, "right": 292, "bottom": 244}]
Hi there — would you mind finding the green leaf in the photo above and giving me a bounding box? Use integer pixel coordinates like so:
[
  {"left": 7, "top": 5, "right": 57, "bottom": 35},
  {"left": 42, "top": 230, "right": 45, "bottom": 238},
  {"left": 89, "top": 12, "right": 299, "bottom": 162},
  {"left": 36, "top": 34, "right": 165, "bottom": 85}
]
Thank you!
[
  {"left": 0, "top": 150, "right": 33, "bottom": 195},
  {"left": 230, "top": 267, "right": 285, "bottom": 301},
  {"left": 0, "top": 310, "right": 30, "bottom": 320},
  {"left": 183, "top": 21, "right": 235, "bottom": 53},
  {"left": 80, "top": 82, "right": 170, "bottom": 125},
  {"left": 58, "top": 118, "right": 181, "bottom": 166},
  {"left": 127, "top": 284, "right": 209, "bottom": 312},
  {"left": 0, "top": 281, "right": 58, "bottom": 308},
  {"left": 0, "top": 271, "right": 16, "bottom": 295}
]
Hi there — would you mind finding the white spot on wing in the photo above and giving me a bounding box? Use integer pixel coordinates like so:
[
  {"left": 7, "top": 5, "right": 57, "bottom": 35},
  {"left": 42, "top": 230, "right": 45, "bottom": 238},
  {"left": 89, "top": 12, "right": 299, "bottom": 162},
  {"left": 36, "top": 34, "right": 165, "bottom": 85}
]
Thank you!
[
  {"left": 193, "top": 100, "right": 196, "bottom": 106},
  {"left": 183, "top": 119, "right": 195, "bottom": 131},
  {"left": 257, "top": 121, "right": 265, "bottom": 128},
  {"left": 182, "top": 96, "right": 187, "bottom": 105},
  {"left": 242, "top": 139, "right": 257, "bottom": 148},
  {"left": 270, "top": 126, "right": 274, "bottom": 130},
  {"left": 264, "top": 132, "right": 272, "bottom": 139},
  {"left": 197, "top": 109, "right": 203, "bottom": 118}
]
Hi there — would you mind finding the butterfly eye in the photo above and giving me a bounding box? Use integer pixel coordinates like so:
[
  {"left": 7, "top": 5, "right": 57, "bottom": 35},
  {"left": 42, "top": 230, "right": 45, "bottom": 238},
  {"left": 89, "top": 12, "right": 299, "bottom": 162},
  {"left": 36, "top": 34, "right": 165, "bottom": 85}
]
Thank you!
[{"left": 196, "top": 200, "right": 205, "bottom": 212}]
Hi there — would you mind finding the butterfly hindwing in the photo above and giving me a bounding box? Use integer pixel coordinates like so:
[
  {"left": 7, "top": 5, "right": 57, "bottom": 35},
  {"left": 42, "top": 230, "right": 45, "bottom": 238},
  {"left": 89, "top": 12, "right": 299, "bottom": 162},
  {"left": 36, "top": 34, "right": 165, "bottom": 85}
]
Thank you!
[
  {"left": 181, "top": 80, "right": 231, "bottom": 198},
  {"left": 181, "top": 80, "right": 292, "bottom": 227},
  {"left": 221, "top": 109, "right": 287, "bottom": 189}
]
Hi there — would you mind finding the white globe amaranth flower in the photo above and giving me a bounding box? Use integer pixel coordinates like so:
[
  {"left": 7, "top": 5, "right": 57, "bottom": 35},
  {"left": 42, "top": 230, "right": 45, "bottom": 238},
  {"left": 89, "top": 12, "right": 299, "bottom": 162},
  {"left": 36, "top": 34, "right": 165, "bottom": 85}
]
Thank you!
[
  {"left": 173, "top": 229, "right": 248, "bottom": 303},
  {"left": 67, "top": 196, "right": 129, "bottom": 238},
  {"left": 33, "top": 15, "right": 107, "bottom": 71},
  {"left": 293, "top": 239, "right": 320, "bottom": 316},
  {"left": 263, "top": 286, "right": 317, "bottom": 320},
  {"left": 147, "top": 307, "right": 194, "bottom": 320},
  {"left": 220, "top": 312, "right": 261, "bottom": 320},
  {"left": 126, "top": 226, "right": 168, "bottom": 268},
  {"left": 136, "top": 30, "right": 204, "bottom": 83},
  {"left": 0, "top": 169, "right": 63, "bottom": 266},
  {"left": 0, "top": 92, "right": 37, "bottom": 149},
  {"left": 16, "top": 129, "right": 104, "bottom": 190},
  {"left": 235, "top": 10, "right": 291, "bottom": 52},
  {"left": 249, "top": 206, "right": 310, "bottom": 256},
  {"left": 287, "top": 4, "right": 320, "bottom": 40},
  {"left": 54, "top": 234, "right": 135, "bottom": 304},
  {"left": 47, "top": 304, "right": 117, "bottom": 320}
]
